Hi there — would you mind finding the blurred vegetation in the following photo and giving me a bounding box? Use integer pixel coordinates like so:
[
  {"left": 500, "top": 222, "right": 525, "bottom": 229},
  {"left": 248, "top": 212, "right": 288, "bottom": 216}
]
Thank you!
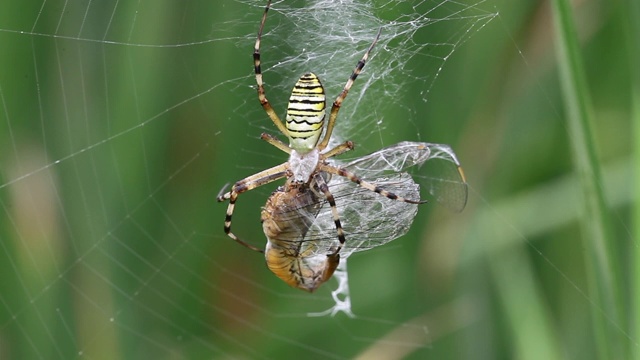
[{"left": 0, "top": 0, "right": 636, "bottom": 359}]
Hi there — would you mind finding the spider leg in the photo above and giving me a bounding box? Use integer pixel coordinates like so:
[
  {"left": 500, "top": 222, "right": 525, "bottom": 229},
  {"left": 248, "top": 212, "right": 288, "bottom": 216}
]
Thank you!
[
  {"left": 318, "top": 28, "right": 382, "bottom": 151},
  {"left": 223, "top": 191, "right": 266, "bottom": 253},
  {"left": 254, "top": 0, "right": 289, "bottom": 137},
  {"left": 319, "top": 163, "right": 427, "bottom": 204},
  {"left": 261, "top": 133, "right": 291, "bottom": 154},
  {"left": 218, "top": 162, "right": 289, "bottom": 253},
  {"left": 313, "top": 173, "right": 346, "bottom": 256},
  {"left": 322, "top": 141, "right": 354, "bottom": 159}
]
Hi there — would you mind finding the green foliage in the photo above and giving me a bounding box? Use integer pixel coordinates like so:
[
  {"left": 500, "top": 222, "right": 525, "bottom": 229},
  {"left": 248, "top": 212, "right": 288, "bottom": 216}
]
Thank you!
[{"left": 0, "top": 0, "right": 635, "bottom": 358}]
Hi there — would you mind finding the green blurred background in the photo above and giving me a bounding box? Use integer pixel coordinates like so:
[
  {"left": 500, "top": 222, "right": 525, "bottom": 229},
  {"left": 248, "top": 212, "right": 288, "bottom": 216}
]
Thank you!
[{"left": 0, "top": 0, "right": 637, "bottom": 358}]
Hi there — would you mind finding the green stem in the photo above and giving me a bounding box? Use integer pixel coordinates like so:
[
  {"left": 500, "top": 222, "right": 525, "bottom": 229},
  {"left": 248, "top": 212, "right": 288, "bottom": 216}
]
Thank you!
[
  {"left": 551, "top": 0, "right": 625, "bottom": 358},
  {"left": 625, "top": 0, "right": 640, "bottom": 357}
]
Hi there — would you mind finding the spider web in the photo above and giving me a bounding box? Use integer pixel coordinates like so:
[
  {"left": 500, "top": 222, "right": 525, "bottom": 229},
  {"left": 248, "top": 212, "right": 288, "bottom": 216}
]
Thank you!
[
  {"left": 10, "top": 0, "right": 622, "bottom": 358},
  {"left": 230, "top": 0, "right": 497, "bottom": 152}
]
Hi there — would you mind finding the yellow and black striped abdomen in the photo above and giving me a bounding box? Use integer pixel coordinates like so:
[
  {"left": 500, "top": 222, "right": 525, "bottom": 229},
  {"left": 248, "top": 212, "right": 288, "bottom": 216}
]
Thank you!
[{"left": 286, "top": 73, "right": 326, "bottom": 152}]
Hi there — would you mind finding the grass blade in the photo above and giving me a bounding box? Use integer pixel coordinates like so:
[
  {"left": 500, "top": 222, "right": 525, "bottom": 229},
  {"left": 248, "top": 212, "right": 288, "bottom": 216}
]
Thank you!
[
  {"left": 624, "top": 0, "right": 640, "bottom": 357},
  {"left": 551, "top": 0, "right": 625, "bottom": 358}
]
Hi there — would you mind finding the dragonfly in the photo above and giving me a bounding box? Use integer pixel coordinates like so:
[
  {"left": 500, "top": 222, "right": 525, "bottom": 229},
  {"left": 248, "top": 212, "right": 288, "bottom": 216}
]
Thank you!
[{"left": 259, "top": 141, "right": 467, "bottom": 291}]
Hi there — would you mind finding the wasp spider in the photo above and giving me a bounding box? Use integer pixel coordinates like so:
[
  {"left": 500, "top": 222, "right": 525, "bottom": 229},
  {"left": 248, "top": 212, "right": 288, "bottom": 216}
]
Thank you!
[{"left": 217, "top": 0, "right": 425, "bottom": 291}]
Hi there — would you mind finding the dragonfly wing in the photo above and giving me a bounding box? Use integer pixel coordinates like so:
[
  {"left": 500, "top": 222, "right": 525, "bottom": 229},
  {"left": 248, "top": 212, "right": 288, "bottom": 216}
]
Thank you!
[{"left": 266, "top": 141, "right": 467, "bottom": 258}]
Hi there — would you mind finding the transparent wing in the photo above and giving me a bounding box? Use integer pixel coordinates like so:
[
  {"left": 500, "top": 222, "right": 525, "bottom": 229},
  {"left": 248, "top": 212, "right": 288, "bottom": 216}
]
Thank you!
[
  {"left": 305, "top": 172, "right": 422, "bottom": 257},
  {"left": 265, "top": 141, "right": 468, "bottom": 258},
  {"left": 338, "top": 141, "right": 468, "bottom": 212}
]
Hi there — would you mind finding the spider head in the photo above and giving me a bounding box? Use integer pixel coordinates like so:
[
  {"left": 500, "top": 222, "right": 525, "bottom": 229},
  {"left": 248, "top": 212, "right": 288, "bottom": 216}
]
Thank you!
[{"left": 285, "top": 72, "right": 326, "bottom": 153}]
